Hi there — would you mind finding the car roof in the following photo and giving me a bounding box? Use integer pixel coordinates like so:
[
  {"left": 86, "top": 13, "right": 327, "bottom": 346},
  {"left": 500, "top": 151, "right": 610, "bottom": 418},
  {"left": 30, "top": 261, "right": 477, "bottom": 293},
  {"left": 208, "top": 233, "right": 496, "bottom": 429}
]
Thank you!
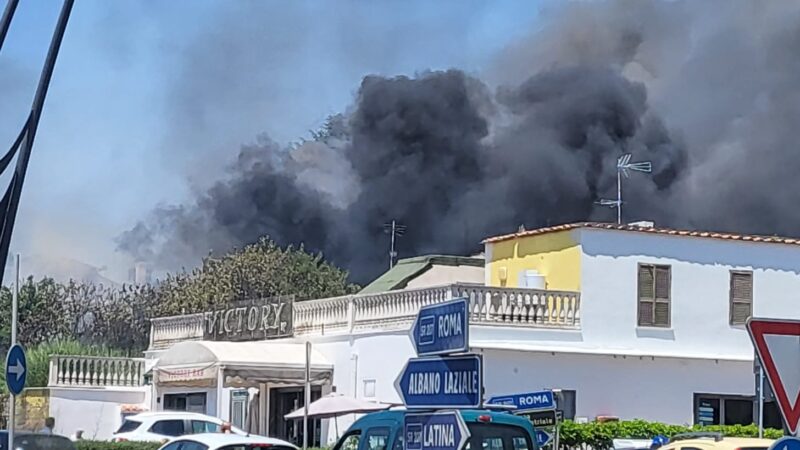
[
  {"left": 349, "top": 409, "right": 536, "bottom": 433},
  {"left": 129, "top": 412, "right": 221, "bottom": 420},
  {"left": 168, "top": 433, "right": 297, "bottom": 448}
]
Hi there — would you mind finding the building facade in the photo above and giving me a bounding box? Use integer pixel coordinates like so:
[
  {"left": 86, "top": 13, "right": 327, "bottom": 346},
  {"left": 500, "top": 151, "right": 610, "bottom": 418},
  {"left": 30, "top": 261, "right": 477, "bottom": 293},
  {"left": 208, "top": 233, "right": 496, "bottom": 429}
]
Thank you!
[{"left": 47, "top": 223, "right": 800, "bottom": 441}]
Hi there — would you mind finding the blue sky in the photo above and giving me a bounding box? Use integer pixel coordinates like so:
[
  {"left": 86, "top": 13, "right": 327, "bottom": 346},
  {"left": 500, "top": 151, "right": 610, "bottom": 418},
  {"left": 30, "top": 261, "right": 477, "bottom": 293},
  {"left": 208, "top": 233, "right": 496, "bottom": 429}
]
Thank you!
[{"left": 0, "top": 1, "right": 540, "bottom": 281}]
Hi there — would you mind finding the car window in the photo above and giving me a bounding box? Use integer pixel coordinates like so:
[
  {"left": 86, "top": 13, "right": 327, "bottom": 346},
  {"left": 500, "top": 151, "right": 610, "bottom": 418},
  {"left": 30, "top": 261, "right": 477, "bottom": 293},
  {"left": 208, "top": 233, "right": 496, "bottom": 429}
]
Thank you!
[
  {"left": 150, "top": 419, "right": 186, "bottom": 437},
  {"left": 220, "top": 446, "right": 296, "bottom": 450},
  {"left": 512, "top": 437, "right": 529, "bottom": 450},
  {"left": 335, "top": 431, "right": 362, "bottom": 450},
  {"left": 191, "top": 420, "right": 220, "bottom": 434},
  {"left": 2, "top": 435, "right": 77, "bottom": 450},
  {"left": 392, "top": 432, "right": 403, "bottom": 450},
  {"left": 116, "top": 419, "right": 142, "bottom": 434},
  {"left": 362, "top": 427, "right": 390, "bottom": 450},
  {"left": 467, "top": 424, "right": 532, "bottom": 450},
  {"left": 160, "top": 442, "right": 184, "bottom": 450},
  {"left": 180, "top": 442, "right": 209, "bottom": 450}
]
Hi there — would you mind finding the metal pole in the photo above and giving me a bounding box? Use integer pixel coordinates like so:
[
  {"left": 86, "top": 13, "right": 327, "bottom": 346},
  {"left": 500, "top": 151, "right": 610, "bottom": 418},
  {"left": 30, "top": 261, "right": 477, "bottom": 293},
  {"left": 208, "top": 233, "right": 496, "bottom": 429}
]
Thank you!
[
  {"left": 758, "top": 364, "right": 764, "bottom": 438},
  {"left": 9, "top": 254, "right": 18, "bottom": 447},
  {"left": 304, "top": 341, "right": 310, "bottom": 450},
  {"left": 616, "top": 168, "right": 622, "bottom": 225},
  {"left": 389, "top": 220, "right": 396, "bottom": 269},
  {"left": 0, "top": 0, "right": 73, "bottom": 288},
  {"left": 0, "top": 0, "right": 20, "bottom": 53}
]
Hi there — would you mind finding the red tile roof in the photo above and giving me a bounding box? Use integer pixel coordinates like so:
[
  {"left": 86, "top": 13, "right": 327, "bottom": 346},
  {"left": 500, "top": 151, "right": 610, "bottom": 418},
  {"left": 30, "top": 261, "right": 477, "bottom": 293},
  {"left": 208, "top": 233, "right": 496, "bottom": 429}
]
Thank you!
[{"left": 482, "top": 222, "right": 800, "bottom": 246}]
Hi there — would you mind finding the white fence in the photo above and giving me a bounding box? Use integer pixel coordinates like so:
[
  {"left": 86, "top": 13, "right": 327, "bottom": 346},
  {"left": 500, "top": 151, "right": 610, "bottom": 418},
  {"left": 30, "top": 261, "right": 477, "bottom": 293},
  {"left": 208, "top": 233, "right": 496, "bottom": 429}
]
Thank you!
[{"left": 48, "top": 355, "right": 145, "bottom": 387}]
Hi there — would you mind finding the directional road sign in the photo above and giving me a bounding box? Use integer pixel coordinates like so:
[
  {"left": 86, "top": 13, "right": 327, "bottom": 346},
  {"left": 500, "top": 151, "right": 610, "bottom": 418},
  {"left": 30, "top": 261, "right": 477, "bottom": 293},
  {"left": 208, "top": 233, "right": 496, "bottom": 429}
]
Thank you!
[
  {"left": 524, "top": 410, "right": 557, "bottom": 428},
  {"left": 404, "top": 411, "right": 471, "bottom": 450},
  {"left": 768, "top": 437, "right": 800, "bottom": 450},
  {"left": 487, "top": 390, "right": 555, "bottom": 413},
  {"left": 535, "top": 430, "right": 553, "bottom": 448},
  {"left": 411, "top": 298, "right": 469, "bottom": 356},
  {"left": 748, "top": 318, "right": 800, "bottom": 435},
  {"left": 5, "top": 344, "right": 26, "bottom": 395},
  {"left": 395, "top": 354, "right": 482, "bottom": 408}
]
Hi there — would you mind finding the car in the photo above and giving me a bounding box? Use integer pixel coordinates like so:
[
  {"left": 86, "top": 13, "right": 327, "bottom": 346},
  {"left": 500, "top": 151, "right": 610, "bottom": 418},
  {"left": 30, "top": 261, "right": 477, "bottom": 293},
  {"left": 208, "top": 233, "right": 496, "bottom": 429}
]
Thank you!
[
  {"left": 659, "top": 432, "right": 775, "bottom": 450},
  {"left": 156, "top": 433, "right": 298, "bottom": 450},
  {"left": 0, "top": 431, "right": 76, "bottom": 450},
  {"left": 334, "top": 409, "right": 539, "bottom": 450},
  {"left": 112, "top": 411, "right": 247, "bottom": 442}
]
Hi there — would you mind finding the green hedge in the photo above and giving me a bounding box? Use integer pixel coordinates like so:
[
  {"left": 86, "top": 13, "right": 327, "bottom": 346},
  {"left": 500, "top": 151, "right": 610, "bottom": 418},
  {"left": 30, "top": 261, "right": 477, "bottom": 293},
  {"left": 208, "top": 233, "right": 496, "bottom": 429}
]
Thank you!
[
  {"left": 559, "top": 420, "right": 784, "bottom": 449},
  {"left": 75, "top": 441, "right": 162, "bottom": 450}
]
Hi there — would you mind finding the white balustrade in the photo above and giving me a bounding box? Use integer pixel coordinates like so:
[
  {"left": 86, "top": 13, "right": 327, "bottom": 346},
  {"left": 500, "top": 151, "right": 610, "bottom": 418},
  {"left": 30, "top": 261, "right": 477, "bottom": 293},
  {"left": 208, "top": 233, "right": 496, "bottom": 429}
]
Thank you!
[
  {"left": 149, "top": 284, "right": 581, "bottom": 348},
  {"left": 48, "top": 355, "right": 145, "bottom": 387}
]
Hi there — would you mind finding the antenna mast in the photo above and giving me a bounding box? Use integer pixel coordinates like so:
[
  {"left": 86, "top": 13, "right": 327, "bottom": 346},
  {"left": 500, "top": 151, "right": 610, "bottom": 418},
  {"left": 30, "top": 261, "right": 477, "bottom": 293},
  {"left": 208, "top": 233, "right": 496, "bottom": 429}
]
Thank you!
[
  {"left": 383, "top": 220, "right": 406, "bottom": 269},
  {"left": 598, "top": 153, "right": 652, "bottom": 224}
]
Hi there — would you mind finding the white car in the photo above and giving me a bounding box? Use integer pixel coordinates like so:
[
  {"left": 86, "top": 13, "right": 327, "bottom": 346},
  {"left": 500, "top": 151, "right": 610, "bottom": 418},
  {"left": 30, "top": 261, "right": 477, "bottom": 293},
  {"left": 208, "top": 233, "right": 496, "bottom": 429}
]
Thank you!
[
  {"left": 157, "top": 433, "right": 298, "bottom": 450},
  {"left": 112, "top": 411, "right": 247, "bottom": 442}
]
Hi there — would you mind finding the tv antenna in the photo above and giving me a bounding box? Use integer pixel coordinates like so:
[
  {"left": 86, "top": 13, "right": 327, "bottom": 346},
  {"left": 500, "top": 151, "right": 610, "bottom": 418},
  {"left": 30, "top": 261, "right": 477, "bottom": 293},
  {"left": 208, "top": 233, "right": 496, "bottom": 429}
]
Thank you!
[
  {"left": 383, "top": 220, "right": 406, "bottom": 269},
  {"left": 597, "top": 153, "right": 652, "bottom": 224}
]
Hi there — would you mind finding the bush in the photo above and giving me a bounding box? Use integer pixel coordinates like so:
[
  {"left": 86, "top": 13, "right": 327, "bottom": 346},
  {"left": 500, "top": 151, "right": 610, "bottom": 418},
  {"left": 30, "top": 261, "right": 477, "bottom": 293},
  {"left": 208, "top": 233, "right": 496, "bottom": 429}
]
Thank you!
[
  {"left": 75, "top": 442, "right": 161, "bottom": 450},
  {"left": 558, "top": 420, "right": 784, "bottom": 450}
]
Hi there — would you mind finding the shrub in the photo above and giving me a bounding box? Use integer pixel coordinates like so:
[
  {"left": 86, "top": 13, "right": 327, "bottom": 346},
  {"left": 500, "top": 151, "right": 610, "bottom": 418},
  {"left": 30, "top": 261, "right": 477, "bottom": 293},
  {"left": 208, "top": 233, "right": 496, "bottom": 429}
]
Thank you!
[{"left": 75, "top": 441, "right": 161, "bottom": 450}]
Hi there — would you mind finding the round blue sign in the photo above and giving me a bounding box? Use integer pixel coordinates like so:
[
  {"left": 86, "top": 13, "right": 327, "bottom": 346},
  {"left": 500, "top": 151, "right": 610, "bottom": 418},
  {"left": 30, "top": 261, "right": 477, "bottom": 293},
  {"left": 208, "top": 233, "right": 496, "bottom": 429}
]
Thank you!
[
  {"left": 769, "top": 437, "right": 800, "bottom": 450},
  {"left": 5, "top": 344, "right": 27, "bottom": 395}
]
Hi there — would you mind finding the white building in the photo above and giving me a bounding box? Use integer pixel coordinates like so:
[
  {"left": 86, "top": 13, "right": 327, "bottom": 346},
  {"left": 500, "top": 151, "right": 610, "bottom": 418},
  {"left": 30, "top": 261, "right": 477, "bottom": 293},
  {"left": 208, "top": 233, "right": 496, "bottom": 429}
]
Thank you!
[{"left": 46, "top": 224, "right": 799, "bottom": 441}]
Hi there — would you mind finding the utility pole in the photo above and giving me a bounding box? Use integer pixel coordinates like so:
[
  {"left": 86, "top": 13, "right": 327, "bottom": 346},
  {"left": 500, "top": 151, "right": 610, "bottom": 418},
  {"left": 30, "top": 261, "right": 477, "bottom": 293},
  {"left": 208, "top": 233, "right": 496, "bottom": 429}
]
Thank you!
[
  {"left": 8, "top": 254, "right": 18, "bottom": 445},
  {"left": 383, "top": 220, "right": 406, "bottom": 269}
]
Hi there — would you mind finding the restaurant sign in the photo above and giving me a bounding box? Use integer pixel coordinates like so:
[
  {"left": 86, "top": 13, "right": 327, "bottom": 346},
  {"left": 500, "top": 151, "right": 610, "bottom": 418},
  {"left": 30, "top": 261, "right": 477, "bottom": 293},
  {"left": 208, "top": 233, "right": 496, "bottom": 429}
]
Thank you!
[{"left": 203, "top": 296, "right": 293, "bottom": 341}]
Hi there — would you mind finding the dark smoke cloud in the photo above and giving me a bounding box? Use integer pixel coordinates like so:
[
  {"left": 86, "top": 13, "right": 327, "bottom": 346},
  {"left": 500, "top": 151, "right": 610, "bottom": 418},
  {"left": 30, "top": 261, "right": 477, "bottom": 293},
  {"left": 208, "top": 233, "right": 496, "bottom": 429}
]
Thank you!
[{"left": 120, "top": 0, "right": 800, "bottom": 284}]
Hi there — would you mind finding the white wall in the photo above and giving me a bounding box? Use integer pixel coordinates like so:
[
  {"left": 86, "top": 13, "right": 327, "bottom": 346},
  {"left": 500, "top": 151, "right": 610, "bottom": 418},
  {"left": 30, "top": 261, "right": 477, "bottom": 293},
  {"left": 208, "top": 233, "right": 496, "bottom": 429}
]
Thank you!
[
  {"left": 579, "top": 228, "right": 800, "bottom": 360},
  {"left": 481, "top": 348, "right": 753, "bottom": 425},
  {"left": 49, "top": 387, "right": 146, "bottom": 440},
  {"left": 405, "top": 265, "right": 484, "bottom": 290}
]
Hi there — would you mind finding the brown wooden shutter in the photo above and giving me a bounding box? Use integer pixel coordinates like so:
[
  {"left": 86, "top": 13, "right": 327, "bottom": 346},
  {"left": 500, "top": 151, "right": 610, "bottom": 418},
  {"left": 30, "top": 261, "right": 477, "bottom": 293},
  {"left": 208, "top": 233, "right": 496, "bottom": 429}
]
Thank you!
[
  {"left": 730, "top": 271, "right": 753, "bottom": 325},
  {"left": 638, "top": 265, "right": 655, "bottom": 326},
  {"left": 654, "top": 266, "right": 671, "bottom": 327}
]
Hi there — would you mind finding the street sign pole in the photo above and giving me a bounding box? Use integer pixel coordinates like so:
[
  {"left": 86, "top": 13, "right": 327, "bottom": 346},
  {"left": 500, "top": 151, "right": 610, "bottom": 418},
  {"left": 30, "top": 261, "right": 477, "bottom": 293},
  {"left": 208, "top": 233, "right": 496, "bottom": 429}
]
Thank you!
[{"left": 9, "top": 254, "right": 18, "bottom": 445}]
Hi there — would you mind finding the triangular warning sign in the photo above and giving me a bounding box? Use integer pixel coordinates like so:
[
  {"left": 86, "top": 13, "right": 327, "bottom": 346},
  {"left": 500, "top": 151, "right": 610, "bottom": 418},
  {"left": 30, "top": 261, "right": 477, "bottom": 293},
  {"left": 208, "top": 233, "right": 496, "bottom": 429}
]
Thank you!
[{"left": 748, "top": 318, "right": 800, "bottom": 435}]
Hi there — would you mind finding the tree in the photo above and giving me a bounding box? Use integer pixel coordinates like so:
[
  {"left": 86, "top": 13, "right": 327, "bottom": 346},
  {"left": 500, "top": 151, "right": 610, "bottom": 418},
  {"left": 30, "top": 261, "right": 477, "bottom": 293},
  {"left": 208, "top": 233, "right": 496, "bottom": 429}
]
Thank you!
[{"left": 154, "top": 237, "right": 359, "bottom": 316}]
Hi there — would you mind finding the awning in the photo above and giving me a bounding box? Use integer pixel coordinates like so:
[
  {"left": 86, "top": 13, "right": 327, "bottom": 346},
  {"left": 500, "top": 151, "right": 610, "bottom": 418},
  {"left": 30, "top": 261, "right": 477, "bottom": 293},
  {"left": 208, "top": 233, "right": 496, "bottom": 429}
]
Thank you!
[{"left": 153, "top": 340, "right": 333, "bottom": 388}]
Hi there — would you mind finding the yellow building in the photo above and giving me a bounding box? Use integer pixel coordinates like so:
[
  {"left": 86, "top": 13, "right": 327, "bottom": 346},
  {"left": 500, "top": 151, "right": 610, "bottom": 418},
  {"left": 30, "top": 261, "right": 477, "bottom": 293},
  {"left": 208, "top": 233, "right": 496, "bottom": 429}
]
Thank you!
[{"left": 483, "top": 223, "right": 586, "bottom": 291}]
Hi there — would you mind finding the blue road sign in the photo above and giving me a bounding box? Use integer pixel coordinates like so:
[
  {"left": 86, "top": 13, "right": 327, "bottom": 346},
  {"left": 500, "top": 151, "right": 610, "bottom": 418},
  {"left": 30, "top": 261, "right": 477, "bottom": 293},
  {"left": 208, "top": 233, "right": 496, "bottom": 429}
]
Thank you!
[
  {"left": 5, "top": 344, "right": 27, "bottom": 395},
  {"left": 411, "top": 298, "right": 469, "bottom": 356},
  {"left": 769, "top": 437, "right": 800, "bottom": 450},
  {"left": 535, "top": 430, "right": 553, "bottom": 447},
  {"left": 486, "top": 390, "right": 554, "bottom": 413},
  {"left": 395, "top": 354, "right": 482, "bottom": 408},
  {"left": 405, "top": 411, "right": 470, "bottom": 450}
]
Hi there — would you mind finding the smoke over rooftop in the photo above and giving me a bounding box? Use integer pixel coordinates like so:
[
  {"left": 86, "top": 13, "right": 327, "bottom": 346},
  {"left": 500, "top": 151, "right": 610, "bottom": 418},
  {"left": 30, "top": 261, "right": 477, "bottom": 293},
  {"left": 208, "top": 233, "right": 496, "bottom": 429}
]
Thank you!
[{"left": 117, "top": 1, "right": 800, "bottom": 283}]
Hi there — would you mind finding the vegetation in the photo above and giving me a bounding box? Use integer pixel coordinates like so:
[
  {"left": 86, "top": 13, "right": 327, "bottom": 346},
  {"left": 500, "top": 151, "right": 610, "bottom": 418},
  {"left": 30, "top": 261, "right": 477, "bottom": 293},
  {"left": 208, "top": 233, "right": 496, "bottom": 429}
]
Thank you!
[
  {"left": 0, "top": 237, "right": 358, "bottom": 355},
  {"left": 559, "top": 420, "right": 784, "bottom": 449}
]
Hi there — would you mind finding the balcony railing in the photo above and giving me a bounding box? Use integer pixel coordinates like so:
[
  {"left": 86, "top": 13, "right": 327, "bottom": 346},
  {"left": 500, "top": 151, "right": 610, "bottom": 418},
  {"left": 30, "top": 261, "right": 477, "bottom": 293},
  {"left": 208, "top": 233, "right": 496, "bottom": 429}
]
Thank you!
[
  {"left": 150, "top": 283, "right": 580, "bottom": 348},
  {"left": 48, "top": 355, "right": 146, "bottom": 387}
]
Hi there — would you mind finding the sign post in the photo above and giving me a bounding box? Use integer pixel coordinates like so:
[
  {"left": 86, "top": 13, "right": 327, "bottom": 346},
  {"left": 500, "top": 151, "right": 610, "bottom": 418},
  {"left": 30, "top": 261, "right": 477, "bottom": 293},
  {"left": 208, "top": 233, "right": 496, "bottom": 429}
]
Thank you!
[
  {"left": 395, "top": 354, "right": 482, "bottom": 409},
  {"left": 404, "top": 411, "right": 470, "bottom": 450},
  {"left": 747, "top": 318, "right": 800, "bottom": 436},
  {"left": 7, "top": 254, "right": 21, "bottom": 447},
  {"left": 410, "top": 298, "right": 469, "bottom": 356}
]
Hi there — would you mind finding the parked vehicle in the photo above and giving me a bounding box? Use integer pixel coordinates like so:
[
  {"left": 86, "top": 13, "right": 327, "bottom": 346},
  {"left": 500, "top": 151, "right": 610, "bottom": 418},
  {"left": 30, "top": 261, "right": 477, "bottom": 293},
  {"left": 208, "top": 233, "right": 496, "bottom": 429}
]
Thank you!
[
  {"left": 334, "top": 408, "right": 539, "bottom": 450},
  {"left": 659, "top": 433, "right": 774, "bottom": 450},
  {"left": 0, "top": 431, "right": 76, "bottom": 450},
  {"left": 112, "top": 412, "right": 247, "bottom": 442},
  {"left": 156, "top": 433, "right": 298, "bottom": 450}
]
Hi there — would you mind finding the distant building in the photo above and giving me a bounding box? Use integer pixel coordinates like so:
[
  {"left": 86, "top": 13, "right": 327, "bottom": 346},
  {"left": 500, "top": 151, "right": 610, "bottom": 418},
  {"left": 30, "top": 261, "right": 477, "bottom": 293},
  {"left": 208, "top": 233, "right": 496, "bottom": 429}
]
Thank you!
[
  {"left": 128, "top": 262, "right": 152, "bottom": 285},
  {"left": 359, "top": 254, "right": 484, "bottom": 294}
]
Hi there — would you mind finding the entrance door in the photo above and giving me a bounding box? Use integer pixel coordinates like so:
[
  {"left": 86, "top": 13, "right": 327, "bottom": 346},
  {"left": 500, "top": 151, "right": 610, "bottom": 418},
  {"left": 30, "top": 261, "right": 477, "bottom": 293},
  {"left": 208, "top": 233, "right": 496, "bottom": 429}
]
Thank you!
[
  {"left": 164, "top": 393, "right": 207, "bottom": 414},
  {"left": 268, "top": 386, "right": 322, "bottom": 446},
  {"left": 230, "top": 390, "right": 249, "bottom": 430}
]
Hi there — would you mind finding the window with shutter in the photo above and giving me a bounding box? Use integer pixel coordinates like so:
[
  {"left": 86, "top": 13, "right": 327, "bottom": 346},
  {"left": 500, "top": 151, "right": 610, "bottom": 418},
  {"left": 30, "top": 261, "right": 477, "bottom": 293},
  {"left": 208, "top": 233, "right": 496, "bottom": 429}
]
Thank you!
[
  {"left": 638, "top": 264, "right": 671, "bottom": 327},
  {"left": 730, "top": 271, "right": 753, "bottom": 325}
]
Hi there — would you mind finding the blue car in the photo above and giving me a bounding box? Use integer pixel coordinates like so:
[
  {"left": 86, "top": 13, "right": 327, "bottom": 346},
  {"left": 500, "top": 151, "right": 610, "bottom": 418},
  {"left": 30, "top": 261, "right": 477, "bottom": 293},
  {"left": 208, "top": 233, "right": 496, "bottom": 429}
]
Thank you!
[{"left": 333, "top": 409, "right": 539, "bottom": 450}]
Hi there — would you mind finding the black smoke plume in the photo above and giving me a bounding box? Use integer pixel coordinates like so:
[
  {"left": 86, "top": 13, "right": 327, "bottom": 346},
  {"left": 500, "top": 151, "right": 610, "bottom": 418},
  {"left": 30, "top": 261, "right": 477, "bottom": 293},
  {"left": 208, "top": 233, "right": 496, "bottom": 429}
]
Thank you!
[{"left": 119, "top": 1, "right": 800, "bottom": 284}]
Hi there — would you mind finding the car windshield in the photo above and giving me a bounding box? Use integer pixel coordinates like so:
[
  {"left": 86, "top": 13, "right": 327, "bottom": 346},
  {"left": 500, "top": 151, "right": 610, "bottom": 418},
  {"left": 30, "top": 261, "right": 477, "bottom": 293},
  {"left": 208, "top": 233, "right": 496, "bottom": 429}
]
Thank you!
[
  {"left": 0, "top": 433, "right": 76, "bottom": 450},
  {"left": 116, "top": 419, "right": 142, "bottom": 434},
  {"left": 465, "top": 423, "right": 532, "bottom": 450}
]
